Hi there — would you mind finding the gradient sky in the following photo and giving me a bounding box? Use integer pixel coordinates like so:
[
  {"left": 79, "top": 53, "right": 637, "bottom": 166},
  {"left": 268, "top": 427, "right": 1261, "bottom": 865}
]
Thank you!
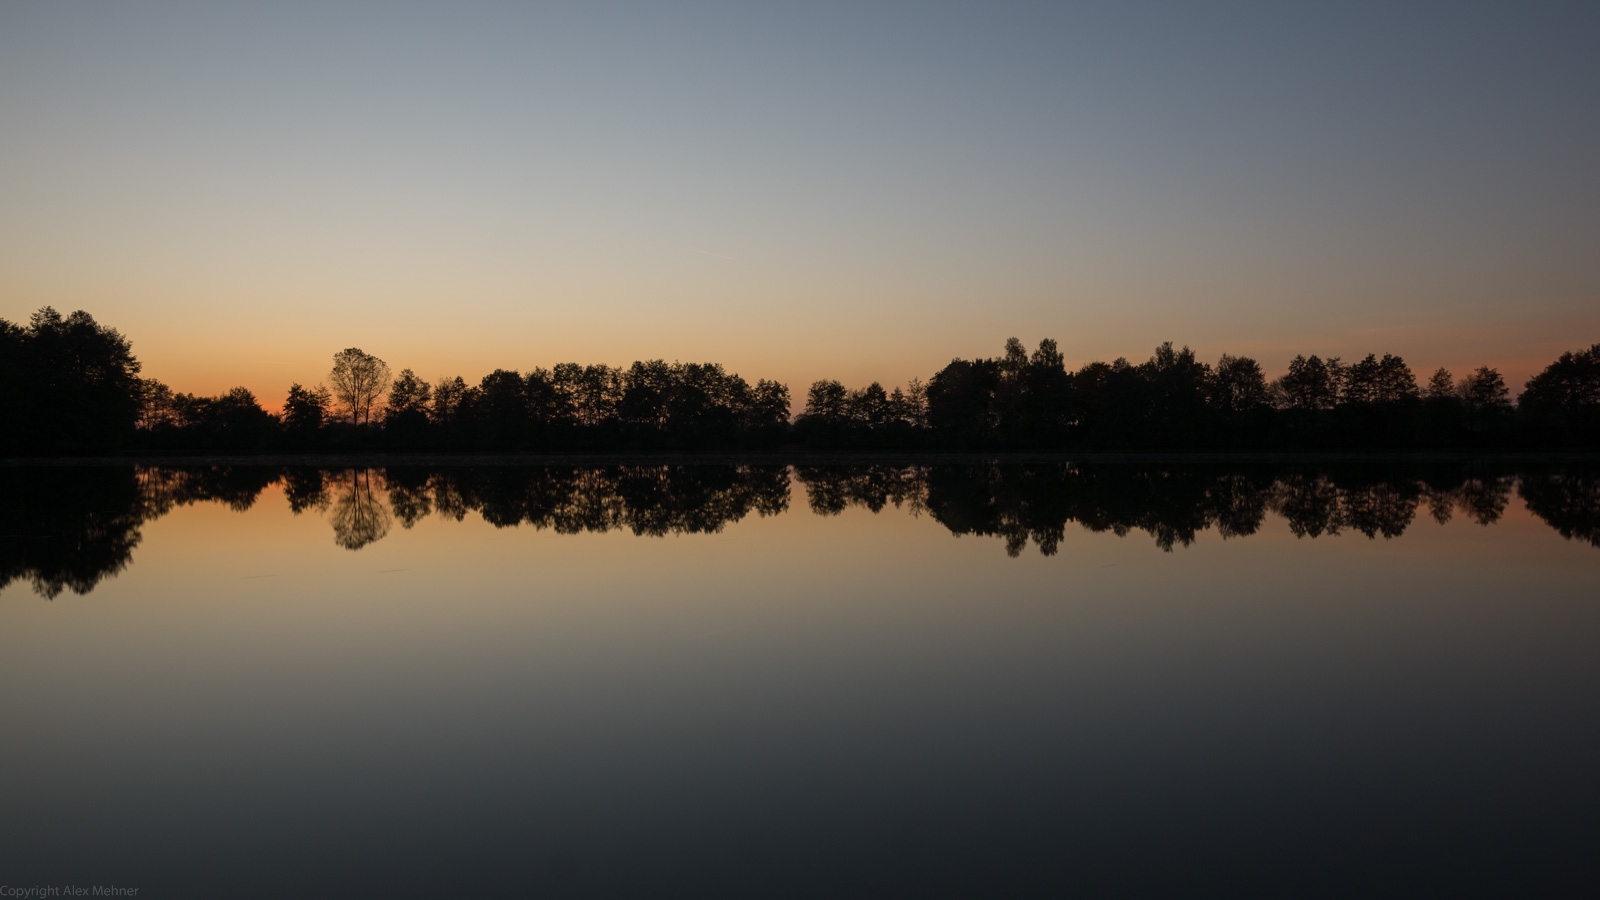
[{"left": 2, "top": 0, "right": 1596, "bottom": 404}]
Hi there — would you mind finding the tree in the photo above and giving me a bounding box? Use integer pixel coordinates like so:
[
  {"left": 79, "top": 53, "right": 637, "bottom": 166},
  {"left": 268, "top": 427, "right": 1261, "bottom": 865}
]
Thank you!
[
  {"left": 1, "top": 307, "right": 144, "bottom": 453},
  {"left": 477, "top": 368, "right": 529, "bottom": 448},
  {"left": 748, "top": 379, "right": 791, "bottom": 431},
  {"left": 1520, "top": 344, "right": 1600, "bottom": 443},
  {"left": 619, "top": 359, "right": 674, "bottom": 430},
  {"left": 524, "top": 367, "right": 571, "bottom": 433},
  {"left": 904, "top": 377, "right": 929, "bottom": 428},
  {"left": 849, "top": 382, "right": 891, "bottom": 429},
  {"left": 138, "top": 378, "right": 178, "bottom": 432},
  {"left": 431, "top": 376, "right": 468, "bottom": 426},
  {"left": 1425, "top": 368, "right": 1455, "bottom": 400},
  {"left": 328, "top": 348, "right": 391, "bottom": 426},
  {"left": 386, "top": 369, "right": 431, "bottom": 418},
  {"left": 1421, "top": 367, "right": 1464, "bottom": 443},
  {"left": 1341, "top": 354, "right": 1383, "bottom": 406},
  {"left": 1210, "top": 354, "right": 1268, "bottom": 414},
  {"left": 554, "top": 363, "right": 622, "bottom": 428},
  {"left": 803, "top": 380, "right": 850, "bottom": 423},
  {"left": 926, "top": 357, "right": 1000, "bottom": 447},
  {"left": 1457, "top": 366, "right": 1510, "bottom": 433},
  {"left": 282, "top": 382, "right": 332, "bottom": 434},
  {"left": 1274, "top": 354, "right": 1341, "bottom": 411},
  {"left": 382, "top": 369, "right": 432, "bottom": 445},
  {"left": 212, "top": 387, "right": 277, "bottom": 450},
  {"left": 1140, "top": 342, "right": 1210, "bottom": 446},
  {"left": 990, "top": 337, "right": 1031, "bottom": 444},
  {"left": 1016, "top": 338, "right": 1072, "bottom": 447},
  {"left": 1375, "top": 354, "right": 1420, "bottom": 404}
]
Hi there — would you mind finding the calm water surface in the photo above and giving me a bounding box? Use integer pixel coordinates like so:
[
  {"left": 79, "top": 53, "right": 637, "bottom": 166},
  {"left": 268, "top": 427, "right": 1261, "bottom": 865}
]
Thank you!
[{"left": 3, "top": 462, "right": 1598, "bottom": 897}]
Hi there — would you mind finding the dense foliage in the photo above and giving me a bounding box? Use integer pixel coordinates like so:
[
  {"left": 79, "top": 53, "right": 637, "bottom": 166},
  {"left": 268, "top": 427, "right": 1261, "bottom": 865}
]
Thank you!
[
  {"left": 798, "top": 338, "right": 1571, "bottom": 451},
  {"left": 1, "top": 308, "right": 143, "bottom": 454},
  {"left": 2, "top": 307, "right": 1597, "bottom": 453}
]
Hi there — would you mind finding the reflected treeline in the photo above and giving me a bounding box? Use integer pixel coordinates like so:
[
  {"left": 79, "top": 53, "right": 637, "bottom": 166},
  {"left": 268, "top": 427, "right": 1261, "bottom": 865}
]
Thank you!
[
  {"left": 229, "top": 465, "right": 792, "bottom": 549},
  {"left": 378, "top": 465, "right": 790, "bottom": 540},
  {"left": 1518, "top": 466, "right": 1600, "bottom": 549},
  {"left": 4, "top": 463, "right": 1598, "bottom": 597},
  {"left": 0, "top": 466, "right": 280, "bottom": 598},
  {"left": 794, "top": 462, "right": 1565, "bottom": 556}
]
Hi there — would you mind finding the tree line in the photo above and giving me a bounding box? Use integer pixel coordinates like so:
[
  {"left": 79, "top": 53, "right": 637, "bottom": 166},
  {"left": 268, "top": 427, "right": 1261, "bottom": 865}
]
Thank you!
[
  {"left": 800, "top": 337, "right": 1597, "bottom": 450},
  {"left": 3, "top": 306, "right": 1598, "bottom": 454}
]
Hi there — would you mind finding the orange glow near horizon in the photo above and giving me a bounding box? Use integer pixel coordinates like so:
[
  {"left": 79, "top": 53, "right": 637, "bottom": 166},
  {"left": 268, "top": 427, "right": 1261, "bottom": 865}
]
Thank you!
[{"left": 5, "top": 291, "right": 1589, "bottom": 410}]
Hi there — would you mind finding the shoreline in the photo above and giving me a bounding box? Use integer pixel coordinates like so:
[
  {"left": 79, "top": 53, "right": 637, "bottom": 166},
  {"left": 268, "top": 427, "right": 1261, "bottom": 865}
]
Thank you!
[{"left": 4, "top": 449, "right": 1597, "bottom": 467}]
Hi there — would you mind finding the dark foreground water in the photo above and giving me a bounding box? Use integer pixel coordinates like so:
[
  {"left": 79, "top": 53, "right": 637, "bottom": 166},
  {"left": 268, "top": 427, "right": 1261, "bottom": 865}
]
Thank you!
[{"left": 3, "top": 461, "right": 1598, "bottom": 898}]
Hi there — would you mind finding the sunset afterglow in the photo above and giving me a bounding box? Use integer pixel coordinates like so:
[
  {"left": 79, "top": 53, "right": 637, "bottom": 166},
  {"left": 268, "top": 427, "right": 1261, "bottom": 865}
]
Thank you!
[{"left": 3, "top": 2, "right": 1595, "bottom": 403}]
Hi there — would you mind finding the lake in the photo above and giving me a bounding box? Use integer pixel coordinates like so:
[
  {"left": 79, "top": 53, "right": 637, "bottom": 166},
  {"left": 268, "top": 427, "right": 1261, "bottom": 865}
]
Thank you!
[{"left": 3, "top": 461, "right": 1598, "bottom": 897}]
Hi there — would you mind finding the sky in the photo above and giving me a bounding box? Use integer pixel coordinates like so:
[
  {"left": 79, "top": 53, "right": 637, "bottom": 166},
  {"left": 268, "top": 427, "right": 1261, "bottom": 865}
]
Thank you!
[{"left": 2, "top": 0, "right": 1596, "bottom": 404}]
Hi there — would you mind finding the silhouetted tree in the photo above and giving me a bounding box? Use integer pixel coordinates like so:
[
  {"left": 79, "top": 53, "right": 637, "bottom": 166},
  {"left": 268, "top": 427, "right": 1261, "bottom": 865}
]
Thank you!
[
  {"left": 804, "top": 380, "right": 849, "bottom": 421},
  {"left": 1205, "top": 355, "right": 1269, "bottom": 445},
  {"left": 552, "top": 363, "right": 622, "bottom": 430},
  {"left": 926, "top": 357, "right": 1000, "bottom": 447},
  {"left": 386, "top": 369, "right": 431, "bottom": 418},
  {"left": 747, "top": 378, "right": 792, "bottom": 439},
  {"left": 431, "top": 376, "right": 464, "bottom": 423},
  {"left": 1334, "top": 353, "right": 1418, "bottom": 446},
  {"left": 1274, "top": 354, "right": 1341, "bottom": 412},
  {"left": 1420, "top": 367, "right": 1465, "bottom": 444},
  {"left": 1519, "top": 344, "right": 1600, "bottom": 445},
  {"left": 619, "top": 359, "right": 673, "bottom": 433},
  {"left": 1271, "top": 353, "right": 1344, "bottom": 444},
  {"left": 164, "top": 387, "right": 277, "bottom": 452},
  {"left": 1210, "top": 354, "right": 1267, "bottom": 414},
  {"left": 1457, "top": 366, "right": 1511, "bottom": 436},
  {"left": 384, "top": 369, "right": 432, "bottom": 444},
  {"left": 137, "top": 378, "right": 178, "bottom": 433},
  {"left": 1014, "top": 339, "right": 1072, "bottom": 447},
  {"left": 850, "top": 382, "right": 891, "bottom": 430},
  {"left": 478, "top": 368, "right": 529, "bottom": 449},
  {"left": 642, "top": 362, "right": 747, "bottom": 444},
  {"left": 1426, "top": 367, "right": 1455, "bottom": 400},
  {"left": 903, "top": 377, "right": 929, "bottom": 428},
  {"left": 282, "top": 382, "right": 332, "bottom": 437},
  {"left": 328, "top": 347, "right": 391, "bottom": 427},
  {"left": 1140, "top": 342, "right": 1211, "bottom": 446},
  {"left": 0, "top": 307, "right": 144, "bottom": 454}
]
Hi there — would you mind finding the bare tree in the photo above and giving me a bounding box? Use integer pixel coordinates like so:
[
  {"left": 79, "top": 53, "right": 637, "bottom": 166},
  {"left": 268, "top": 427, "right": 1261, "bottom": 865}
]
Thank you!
[{"left": 328, "top": 347, "right": 391, "bottom": 426}]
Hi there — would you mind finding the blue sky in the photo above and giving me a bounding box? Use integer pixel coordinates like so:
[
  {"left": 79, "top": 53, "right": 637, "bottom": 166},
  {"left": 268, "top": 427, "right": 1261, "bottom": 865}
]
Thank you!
[{"left": 2, "top": 0, "right": 1595, "bottom": 398}]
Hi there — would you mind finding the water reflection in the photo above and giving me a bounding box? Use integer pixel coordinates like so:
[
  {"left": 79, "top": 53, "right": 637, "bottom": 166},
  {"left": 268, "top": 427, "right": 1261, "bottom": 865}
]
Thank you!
[
  {"left": 328, "top": 470, "right": 392, "bottom": 550},
  {"left": 3, "top": 461, "right": 1597, "bottom": 597},
  {"left": 381, "top": 464, "right": 791, "bottom": 536},
  {"left": 1, "top": 465, "right": 277, "bottom": 599},
  {"left": 801, "top": 462, "right": 1540, "bottom": 554},
  {"left": 1519, "top": 466, "right": 1600, "bottom": 548}
]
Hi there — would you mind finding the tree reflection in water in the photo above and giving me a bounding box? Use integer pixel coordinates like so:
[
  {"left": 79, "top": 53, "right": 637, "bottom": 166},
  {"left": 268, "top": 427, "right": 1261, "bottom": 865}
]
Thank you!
[
  {"left": 798, "top": 462, "right": 1563, "bottom": 557},
  {"left": 1, "top": 466, "right": 279, "bottom": 599},
  {"left": 327, "top": 469, "right": 391, "bottom": 550},
  {"left": 1519, "top": 467, "right": 1600, "bottom": 547},
  {"left": 2, "top": 461, "right": 1596, "bottom": 597}
]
